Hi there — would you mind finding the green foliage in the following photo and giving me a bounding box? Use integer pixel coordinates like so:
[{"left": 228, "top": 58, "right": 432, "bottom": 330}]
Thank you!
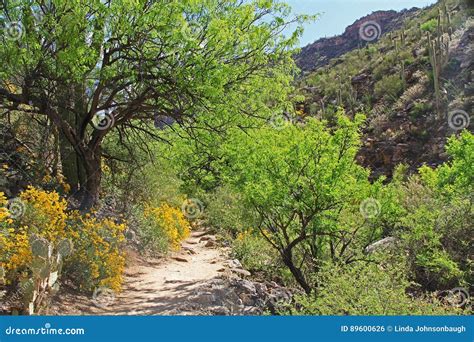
[
  {"left": 421, "top": 18, "right": 438, "bottom": 32},
  {"left": 420, "top": 131, "right": 474, "bottom": 197},
  {"left": 204, "top": 186, "right": 256, "bottom": 236},
  {"left": 102, "top": 138, "right": 184, "bottom": 213},
  {"left": 219, "top": 111, "right": 379, "bottom": 292},
  {"left": 374, "top": 74, "right": 405, "bottom": 101},
  {"left": 409, "top": 101, "right": 432, "bottom": 119},
  {"left": 0, "top": 0, "right": 307, "bottom": 209},
  {"left": 380, "top": 132, "right": 474, "bottom": 290},
  {"left": 133, "top": 207, "right": 170, "bottom": 255},
  {"left": 284, "top": 260, "right": 463, "bottom": 315},
  {"left": 232, "top": 230, "right": 282, "bottom": 276}
]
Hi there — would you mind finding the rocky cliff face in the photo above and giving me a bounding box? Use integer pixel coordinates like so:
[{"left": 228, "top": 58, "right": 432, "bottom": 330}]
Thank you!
[{"left": 295, "top": 8, "right": 422, "bottom": 73}]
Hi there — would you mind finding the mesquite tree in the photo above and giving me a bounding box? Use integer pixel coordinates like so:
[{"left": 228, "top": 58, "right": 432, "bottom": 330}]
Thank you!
[
  {"left": 0, "top": 0, "right": 305, "bottom": 209},
  {"left": 222, "top": 112, "right": 375, "bottom": 293}
]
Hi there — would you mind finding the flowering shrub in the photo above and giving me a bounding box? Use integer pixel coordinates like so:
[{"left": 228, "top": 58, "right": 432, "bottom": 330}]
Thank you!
[
  {"left": 0, "top": 187, "right": 126, "bottom": 313},
  {"left": 65, "top": 214, "right": 126, "bottom": 292},
  {"left": 140, "top": 203, "right": 191, "bottom": 253},
  {"left": 19, "top": 186, "right": 68, "bottom": 242}
]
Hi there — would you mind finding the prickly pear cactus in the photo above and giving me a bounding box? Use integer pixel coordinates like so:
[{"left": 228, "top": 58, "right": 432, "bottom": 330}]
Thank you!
[{"left": 21, "top": 236, "right": 73, "bottom": 315}]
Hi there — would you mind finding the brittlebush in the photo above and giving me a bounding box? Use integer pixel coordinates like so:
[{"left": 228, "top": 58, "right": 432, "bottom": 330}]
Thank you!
[
  {"left": 143, "top": 203, "right": 191, "bottom": 251},
  {"left": 65, "top": 213, "right": 126, "bottom": 292},
  {"left": 0, "top": 187, "right": 126, "bottom": 293}
]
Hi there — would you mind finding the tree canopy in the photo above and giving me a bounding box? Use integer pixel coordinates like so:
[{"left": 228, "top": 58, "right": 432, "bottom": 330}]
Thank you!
[{"left": 0, "top": 0, "right": 307, "bottom": 209}]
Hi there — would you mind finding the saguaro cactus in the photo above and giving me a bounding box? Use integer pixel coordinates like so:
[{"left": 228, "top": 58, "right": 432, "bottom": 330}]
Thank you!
[{"left": 427, "top": 33, "right": 442, "bottom": 118}]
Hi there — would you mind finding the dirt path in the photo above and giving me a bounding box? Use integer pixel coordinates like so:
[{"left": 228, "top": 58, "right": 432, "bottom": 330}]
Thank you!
[{"left": 53, "top": 230, "right": 232, "bottom": 315}]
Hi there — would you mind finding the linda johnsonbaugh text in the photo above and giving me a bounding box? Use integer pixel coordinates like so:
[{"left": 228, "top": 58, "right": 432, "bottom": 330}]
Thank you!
[{"left": 340, "top": 325, "right": 467, "bottom": 333}]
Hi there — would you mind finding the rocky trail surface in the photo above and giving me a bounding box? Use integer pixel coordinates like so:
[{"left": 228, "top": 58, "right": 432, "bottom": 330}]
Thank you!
[{"left": 52, "top": 230, "right": 291, "bottom": 315}]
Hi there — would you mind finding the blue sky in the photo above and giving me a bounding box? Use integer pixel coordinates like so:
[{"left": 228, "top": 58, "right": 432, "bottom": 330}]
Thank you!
[{"left": 285, "top": 0, "right": 437, "bottom": 46}]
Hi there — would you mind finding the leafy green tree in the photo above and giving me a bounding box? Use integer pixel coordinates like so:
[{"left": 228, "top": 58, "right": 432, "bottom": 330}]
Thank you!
[
  {"left": 221, "top": 111, "right": 377, "bottom": 293},
  {"left": 400, "top": 131, "right": 474, "bottom": 289},
  {"left": 0, "top": 0, "right": 305, "bottom": 209}
]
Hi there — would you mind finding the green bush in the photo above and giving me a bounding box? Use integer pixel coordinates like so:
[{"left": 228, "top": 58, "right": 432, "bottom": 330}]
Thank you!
[
  {"left": 284, "top": 261, "right": 463, "bottom": 315},
  {"left": 374, "top": 74, "right": 405, "bottom": 101},
  {"left": 388, "top": 132, "right": 473, "bottom": 290},
  {"left": 409, "top": 101, "right": 432, "bottom": 119},
  {"left": 231, "top": 230, "right": 282, "bottom": 276},
  {"left": 133, "top": 207, "right": 169, "bottom": 255},
  {"left": 204, "top": 185, "right": 255, "bottom": 236},
  {"left": 420, "top": 18, "right": 438, "bottom": 32}
]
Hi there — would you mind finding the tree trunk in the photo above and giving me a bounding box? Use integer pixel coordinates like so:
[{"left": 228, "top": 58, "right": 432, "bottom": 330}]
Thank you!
[
  {"left": 79, "top": 147, "right": 102, "bottom": 211},
  {"left": 282, "top": 249, "right": 312, "bottom": 294}
]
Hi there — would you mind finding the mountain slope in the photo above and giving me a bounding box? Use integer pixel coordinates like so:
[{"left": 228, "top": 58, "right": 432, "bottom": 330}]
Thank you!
[
  {"left": 295, "top": 0, "right": 473, "bottom": 178},
  {"left": 295, "top": 8, "right": 423, "bottom": 73}
]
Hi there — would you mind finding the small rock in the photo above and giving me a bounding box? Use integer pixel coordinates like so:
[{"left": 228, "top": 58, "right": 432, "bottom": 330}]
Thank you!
[
  {"left": 231, "top": 268, "right": 251, "bottom": 277},
  {"left": 239, "top": 293, "right": 256, "bottom": 306},
  {"left": 200, "top": 236, "right": 215, "bottom": 242},
  {"left": 254, "top": 282, "right": 268, "bottom": 296},
  {"left": 365, "top": 237, "right": 398, "bottom": 254},
  {"left": 193, "top": 293, "right": 215, "bottom": 305},
  {"left": 217, "top": 268, "right": 226, "bottom": 272},
  {"left": 173, "top": 257, "right": 189, "bottom": 263},
  {"left": 233, "top": 279, "right": 257, "bottom": 294},
  {"left": 204, "top": 240, "right": 215, "bottom": 247},
  {"left": 228, "top": 259, "right": 243, "bottom": 269},
  {"left": 183, "top": 247, "right": 196, "bottom": 255},
  {"left": 211, "top": 306, "right": 231, "bottom": 316}
]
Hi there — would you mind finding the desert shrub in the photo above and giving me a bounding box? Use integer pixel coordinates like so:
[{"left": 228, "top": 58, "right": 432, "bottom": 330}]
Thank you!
[
  {"left": 204, "top": 185, "right": 256, "bottom": 236},
  {"left": 232, "top": 229, "right": 281, "bottom": 275},
  {"left": 374, "top": 74, "right": 405, "bottom": 101},
  {"left": 0, "top": 187, "right": 69, "bottom": 278},
  {"left": 409, "top": 101, "right": 432, "bottom": 119},
  {"left": 397, "top": 132, "right": 473, "bottom": 289},
  {"left": 285, "top": 260, "right": 463, "bottom": 315},
  {"left": 0, "top": 187, "right": 126, "bottom": 314},
  {"left": 379, "top": 132, "right": 473, "bottom": 291},
  {"left": 65, "top": 214, "right": 126, "bottom": 292},
  {"left": 397, "top": 194, "right": 466, "bottom": 289},
  {"left": 420, "top": 18, "right": 438, "bottom": 32},
  {"left": 102, "top": 147, "right": 185, "bottom": 214},
  {"left": 138, "top": 203, "right": 191, "bottom": 254}
]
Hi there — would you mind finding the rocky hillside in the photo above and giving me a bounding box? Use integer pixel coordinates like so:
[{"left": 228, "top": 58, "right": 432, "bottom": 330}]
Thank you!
[
  {"left": 295, "top": 8, "right": 423, "bottom": 73},
  {"left": 295, "top": 0, "right": 473, "bottom": 178}
]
